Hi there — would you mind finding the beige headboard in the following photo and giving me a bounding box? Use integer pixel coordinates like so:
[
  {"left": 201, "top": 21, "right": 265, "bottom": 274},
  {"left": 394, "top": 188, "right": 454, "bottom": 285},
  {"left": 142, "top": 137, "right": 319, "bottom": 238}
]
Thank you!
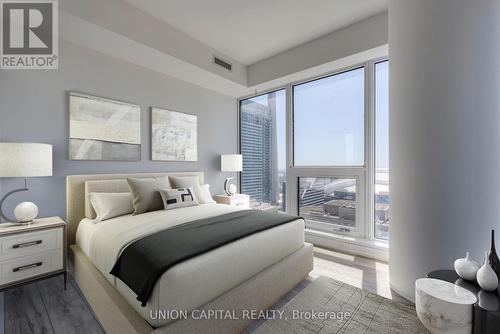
[{"left": 66, "top": 172, "right": 204, "bottom": 245}]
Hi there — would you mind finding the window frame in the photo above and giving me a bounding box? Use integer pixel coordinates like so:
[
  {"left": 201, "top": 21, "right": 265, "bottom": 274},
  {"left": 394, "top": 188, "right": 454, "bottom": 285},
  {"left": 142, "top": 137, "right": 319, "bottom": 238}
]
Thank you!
[
  {"left": 237, "top": 57, "right": 388, "bottom": 243},
  {"left": 373, "top": 59, "right": 390, "bottom": 240}
]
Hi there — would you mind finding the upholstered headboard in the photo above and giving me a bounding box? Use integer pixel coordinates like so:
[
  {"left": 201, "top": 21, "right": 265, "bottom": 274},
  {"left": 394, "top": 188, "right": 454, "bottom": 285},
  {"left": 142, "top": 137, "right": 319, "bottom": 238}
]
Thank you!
[{"left": 66, "top": 172, "right": 204, "bottom": 245}]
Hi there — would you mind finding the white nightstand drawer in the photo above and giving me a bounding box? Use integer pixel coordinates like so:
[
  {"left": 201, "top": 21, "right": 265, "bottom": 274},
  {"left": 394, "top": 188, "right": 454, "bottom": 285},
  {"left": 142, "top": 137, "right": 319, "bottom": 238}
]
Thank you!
[
  {"left": 233, "top": 199, "right": 248, "bottom": 207},
  {"left": 0, "top": 250, "right": 63, "bottom": 285},
  {"left": 0, "top": 228, "right": 63, "bottom": 261}
]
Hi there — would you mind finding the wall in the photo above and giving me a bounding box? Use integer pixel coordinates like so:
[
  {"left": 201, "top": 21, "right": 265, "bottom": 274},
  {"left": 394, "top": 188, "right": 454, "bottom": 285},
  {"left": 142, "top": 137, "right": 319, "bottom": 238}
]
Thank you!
[
  {"left": 389, "top": 0, "right": 500, "bottom": 300},
  {"left": 0, "top": 40, "right": 237, "bottom": 221}
]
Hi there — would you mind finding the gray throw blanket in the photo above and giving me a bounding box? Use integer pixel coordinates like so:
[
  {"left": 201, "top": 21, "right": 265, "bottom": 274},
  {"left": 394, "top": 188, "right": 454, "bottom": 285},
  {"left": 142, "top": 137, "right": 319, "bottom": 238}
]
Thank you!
[{"left": 110, "top": 209, "right": 301, "bottom": 306}]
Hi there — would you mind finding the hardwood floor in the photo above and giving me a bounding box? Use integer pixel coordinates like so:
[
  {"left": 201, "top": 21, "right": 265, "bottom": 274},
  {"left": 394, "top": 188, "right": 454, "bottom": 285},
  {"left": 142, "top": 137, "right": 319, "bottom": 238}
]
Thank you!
[
  {"left": 2, "top": 247, "right": 407, "bottom": 333},
  {"left": 309, "top": 247, "right": 409, "bottom": 304},
  {"left": 4, "top": 275, "right": 104, "bottom": 334}
]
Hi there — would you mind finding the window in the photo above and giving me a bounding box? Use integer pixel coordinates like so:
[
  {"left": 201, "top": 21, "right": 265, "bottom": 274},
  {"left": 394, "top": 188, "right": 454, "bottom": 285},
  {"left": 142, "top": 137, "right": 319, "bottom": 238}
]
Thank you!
[
  {"left": 238, "top": 59, "right": 389, "bottom": 245},
  {"left": 292, "top": 68, "right": 365, "bottom": 235},
  {"left": 375, "top": 60, "right": 389, "bottom": 240},
  {"left": 293, "top": 68, "right": 365, "bottom": 166},
  {"left": 239, "top": 89, "right": 286, "bottom": 211},
  {"left": 298, "top": 177, "right": 357, "bottom": 232}
]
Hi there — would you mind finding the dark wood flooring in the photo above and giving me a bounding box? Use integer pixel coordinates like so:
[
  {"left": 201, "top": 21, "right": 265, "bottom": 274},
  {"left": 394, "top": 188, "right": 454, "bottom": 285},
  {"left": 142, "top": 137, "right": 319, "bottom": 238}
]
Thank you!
[{"left": 4, "top": 274, "right": 104, "bottom": 334}]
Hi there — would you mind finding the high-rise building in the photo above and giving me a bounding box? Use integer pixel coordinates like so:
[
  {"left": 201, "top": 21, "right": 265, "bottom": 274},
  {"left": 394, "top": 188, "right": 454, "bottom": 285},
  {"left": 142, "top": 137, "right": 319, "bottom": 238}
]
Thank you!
[{"left": 240, "top": 95, "right": 279, "bottom": 205}]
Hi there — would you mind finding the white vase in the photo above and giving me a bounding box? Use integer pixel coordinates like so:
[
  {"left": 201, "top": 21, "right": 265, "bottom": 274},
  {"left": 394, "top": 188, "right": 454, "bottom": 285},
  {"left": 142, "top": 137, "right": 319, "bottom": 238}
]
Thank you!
[
  {"left": 477, "top": 251, "right": 499, "bottom": 291},
  {"left": 454, "top": 252, "right": 480, "bottom": 281}
]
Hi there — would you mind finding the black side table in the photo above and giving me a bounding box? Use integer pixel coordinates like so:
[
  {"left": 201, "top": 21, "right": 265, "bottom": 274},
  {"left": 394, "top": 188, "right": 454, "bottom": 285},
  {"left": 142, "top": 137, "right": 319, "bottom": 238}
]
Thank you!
[{"left": 428, "top": 270, "right": 500, "bottom": 334}]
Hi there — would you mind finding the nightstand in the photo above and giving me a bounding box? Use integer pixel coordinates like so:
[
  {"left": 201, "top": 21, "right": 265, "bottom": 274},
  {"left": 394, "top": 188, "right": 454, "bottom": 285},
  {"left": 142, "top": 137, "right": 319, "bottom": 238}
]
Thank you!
[
  {"left": 214, "top": 194, "right": 250, "bottom": 208},
  {"left": 0, "top": 217, "right": 67, "bottom": 291}
]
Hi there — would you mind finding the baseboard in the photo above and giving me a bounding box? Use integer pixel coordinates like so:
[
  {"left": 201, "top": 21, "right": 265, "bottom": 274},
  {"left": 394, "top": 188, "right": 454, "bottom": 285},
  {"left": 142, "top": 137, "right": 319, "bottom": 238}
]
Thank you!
[
  {"left": 305, "top": 230, "right": 389, "bottom": 262},
  {"left": 389, "top": 282, "right": 415, "bottom": 303}
]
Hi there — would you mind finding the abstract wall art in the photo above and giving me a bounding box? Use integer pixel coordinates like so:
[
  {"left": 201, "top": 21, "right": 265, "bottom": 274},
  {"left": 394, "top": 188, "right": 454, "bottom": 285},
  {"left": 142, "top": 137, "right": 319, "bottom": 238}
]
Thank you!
[
  {"left": 69, "top": 92, "right": 141, "bottom": 161},
  {"left": 151, "top": 107, "right": 197, "bottom": 161}
]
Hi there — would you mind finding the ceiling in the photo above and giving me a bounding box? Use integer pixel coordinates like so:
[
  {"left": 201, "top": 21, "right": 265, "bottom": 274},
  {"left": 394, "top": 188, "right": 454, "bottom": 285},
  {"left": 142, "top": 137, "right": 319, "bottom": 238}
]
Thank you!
[{"left": 123, "top": 0, "right": 387, "bottom": 65}]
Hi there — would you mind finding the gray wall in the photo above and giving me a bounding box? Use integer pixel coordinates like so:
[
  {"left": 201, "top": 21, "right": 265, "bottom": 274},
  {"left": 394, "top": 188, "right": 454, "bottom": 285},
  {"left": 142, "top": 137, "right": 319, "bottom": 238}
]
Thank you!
[
  {"left": 0, "top": 40, "right": 237, "bottom": 220},
  {"left": 389, "top": 0, "right": 500, "bottom": 300}
]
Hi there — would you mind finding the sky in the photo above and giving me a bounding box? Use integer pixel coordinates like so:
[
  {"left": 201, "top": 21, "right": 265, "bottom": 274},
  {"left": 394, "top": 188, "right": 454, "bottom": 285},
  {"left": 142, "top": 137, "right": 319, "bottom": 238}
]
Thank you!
[{"left": 243, "top": 60, "right": 389, "bottom": 171}]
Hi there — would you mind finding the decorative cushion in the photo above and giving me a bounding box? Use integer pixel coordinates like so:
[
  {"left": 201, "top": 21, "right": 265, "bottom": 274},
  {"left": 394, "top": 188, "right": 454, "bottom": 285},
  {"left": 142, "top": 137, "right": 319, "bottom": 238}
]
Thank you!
[
  {"left": 169, "top": 175, "right": 211, "bottom": 203},
  {"left": 197, "top": 184, "right": 216, "bottom": 204},
  {"left": 127, "top": 177, "right": 166, "bottom": 215},
  {"left": 88, "top": 192, "right": 133, "bottom": 222},
  {"left": 159, "top": 187, "right": 199, "bottom": 210}
]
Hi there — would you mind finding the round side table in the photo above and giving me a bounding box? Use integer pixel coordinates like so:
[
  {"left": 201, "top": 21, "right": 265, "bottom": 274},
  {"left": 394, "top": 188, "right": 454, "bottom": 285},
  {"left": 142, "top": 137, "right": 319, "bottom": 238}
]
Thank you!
[
  {"left": 428, "top": 269, "right": 500, "bottom": 334},
  {"left": 416, "top": 278, "right": 476, "bottom": 334}
]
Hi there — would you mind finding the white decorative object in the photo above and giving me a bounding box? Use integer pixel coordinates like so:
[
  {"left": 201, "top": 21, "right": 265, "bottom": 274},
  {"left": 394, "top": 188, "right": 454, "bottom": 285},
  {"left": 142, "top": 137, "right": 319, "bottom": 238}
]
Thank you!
[
  {"left": 221, "top": 154, "right": 243, "bottom": 196},
  {"left": 13, "top": 202, "right": 39, "bottom": 223},
  {"left": 454, "top": 252, "right": 480, "bottom": 281},
  {"left": 228, "top": 183, "right": 237, "bottom": 195},
  {"left": 0, "top": 143, "right": 52, "bottom": 177},
  {"left": 477, "top": 251, "right": 499, "bottom": 291},
  {"left": 0, "top": 143, "right": 53, "bottom": 224},
  {"left": 415, "top": 278, "right": 476, "bottom": 334},
  {"left": 151, "top": 108, "right": 197, "bottom": 161},
  {"left": 221, "top": 154, "right": 243, "bottom": 172}
]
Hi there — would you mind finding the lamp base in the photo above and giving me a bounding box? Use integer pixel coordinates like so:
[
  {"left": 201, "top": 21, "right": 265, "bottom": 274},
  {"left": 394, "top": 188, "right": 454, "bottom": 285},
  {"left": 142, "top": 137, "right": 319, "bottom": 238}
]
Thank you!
[
  {"left": 0, "top": 178, "right": 29, "bottom": 224},
  {"left": 224, "top": 177, "right": 237, "bottom": 196}
]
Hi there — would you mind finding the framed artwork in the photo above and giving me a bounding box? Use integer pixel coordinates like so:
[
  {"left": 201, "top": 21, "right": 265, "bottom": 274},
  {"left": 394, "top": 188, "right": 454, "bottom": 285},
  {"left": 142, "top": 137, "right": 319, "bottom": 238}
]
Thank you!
[
  {"left": 69, "top": 92, "right": 141, "bottom": 161},
  {"left": 151, "top": 107, "right": 197, "bottom": 161}
]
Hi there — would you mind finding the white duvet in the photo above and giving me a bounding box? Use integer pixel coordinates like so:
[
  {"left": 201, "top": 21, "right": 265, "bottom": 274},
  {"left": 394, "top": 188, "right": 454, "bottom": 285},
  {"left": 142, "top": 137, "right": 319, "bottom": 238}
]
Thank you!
[{"left": 76, "top": 203, "right": 305, "bottom": 327}]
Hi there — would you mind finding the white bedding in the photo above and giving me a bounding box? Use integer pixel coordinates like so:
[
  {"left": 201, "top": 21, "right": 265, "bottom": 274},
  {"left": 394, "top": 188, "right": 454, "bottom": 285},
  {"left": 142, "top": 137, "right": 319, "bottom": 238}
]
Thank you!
[{"left": 76, "top": 203, "right": 305, "bottom": 327}]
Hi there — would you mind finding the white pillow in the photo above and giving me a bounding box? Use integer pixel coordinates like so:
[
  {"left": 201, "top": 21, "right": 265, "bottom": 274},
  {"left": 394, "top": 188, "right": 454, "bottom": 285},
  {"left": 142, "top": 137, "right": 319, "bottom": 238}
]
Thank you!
[
  {"left": 159, "top": 187, "right": 199, "bottom": 210},
  {"left": 88, "top": 192, "right": 134, "bottom": 223},
  {"left": 197, "top": 184, "right": 215, "bottom": 204}
]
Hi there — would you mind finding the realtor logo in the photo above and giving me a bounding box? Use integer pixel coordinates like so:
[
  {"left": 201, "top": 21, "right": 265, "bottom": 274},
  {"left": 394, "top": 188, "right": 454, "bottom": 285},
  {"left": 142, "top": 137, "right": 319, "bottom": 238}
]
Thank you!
[{"left": 1, "top": 0, "right": 58, "bottom": 69}]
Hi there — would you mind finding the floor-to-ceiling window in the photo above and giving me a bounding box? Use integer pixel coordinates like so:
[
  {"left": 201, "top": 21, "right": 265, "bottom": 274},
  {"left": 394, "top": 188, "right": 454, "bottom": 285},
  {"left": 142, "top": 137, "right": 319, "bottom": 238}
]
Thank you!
[
  {"left": 239, "top": 89, "right": 286, "bottom": 211},
  {"left": 239, "top": 59, "right": 389, "bottom": 244}
]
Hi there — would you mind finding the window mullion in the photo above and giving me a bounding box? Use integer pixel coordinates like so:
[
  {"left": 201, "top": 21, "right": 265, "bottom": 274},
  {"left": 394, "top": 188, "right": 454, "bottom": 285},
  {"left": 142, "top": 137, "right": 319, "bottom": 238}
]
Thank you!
[{"left": 365, "top": 61, "right": 376, "bottom": 241}]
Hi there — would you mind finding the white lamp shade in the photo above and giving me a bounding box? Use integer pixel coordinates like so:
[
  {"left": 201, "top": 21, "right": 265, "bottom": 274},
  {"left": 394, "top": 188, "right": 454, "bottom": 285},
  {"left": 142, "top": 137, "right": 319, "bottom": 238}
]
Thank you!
[
  {"left": 0, "top": 143, "right": 53, "bottom": 177},
  {"left": 221, "top": 154, "right": 242, "bottom": 172}
]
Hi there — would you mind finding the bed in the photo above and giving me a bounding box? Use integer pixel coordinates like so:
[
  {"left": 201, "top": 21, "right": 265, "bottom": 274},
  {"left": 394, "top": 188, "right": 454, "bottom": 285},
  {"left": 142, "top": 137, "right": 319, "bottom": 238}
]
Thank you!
[{"left": 67, "top": 172, "right": 314, "bottom": 334}]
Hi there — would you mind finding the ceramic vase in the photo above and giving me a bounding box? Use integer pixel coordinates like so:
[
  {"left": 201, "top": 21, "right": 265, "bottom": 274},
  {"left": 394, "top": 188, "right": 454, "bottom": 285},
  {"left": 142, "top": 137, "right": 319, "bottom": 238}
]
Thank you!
[
  {"left": 489, "top": 229, "right": 500, "bottom": 279},
  {"left": 454, "top": 252, "right": 480, "bottom": 281},
  {"left": 477, "top": 251, "right": 499, "bottom": 291}
]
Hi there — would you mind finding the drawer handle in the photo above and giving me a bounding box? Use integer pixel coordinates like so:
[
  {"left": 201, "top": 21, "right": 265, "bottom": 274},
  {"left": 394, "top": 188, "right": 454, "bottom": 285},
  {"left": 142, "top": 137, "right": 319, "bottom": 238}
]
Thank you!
[
  {"left": 13, "top": 262, "right": 43, "bottom": 272},
  {"left": 12, "top": 240, "right": 42, "bottom": 249}
]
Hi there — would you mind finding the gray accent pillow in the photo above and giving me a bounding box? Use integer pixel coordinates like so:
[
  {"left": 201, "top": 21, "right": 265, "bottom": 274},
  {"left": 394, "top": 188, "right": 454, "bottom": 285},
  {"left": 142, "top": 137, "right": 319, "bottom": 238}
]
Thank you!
[
  {"left": 159, "top": 187, "right": 199, "bottom": 210},
  {"left": 127, "top": 177, "right": 165, "bottom": 215},
  {"left": 169, "top": 176, "right": 200, "bottom": 189}
]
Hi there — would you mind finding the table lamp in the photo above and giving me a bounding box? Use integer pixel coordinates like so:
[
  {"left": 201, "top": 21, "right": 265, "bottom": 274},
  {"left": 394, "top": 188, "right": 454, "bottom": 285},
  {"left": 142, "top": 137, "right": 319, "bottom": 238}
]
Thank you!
[
  {"left": 221, "top": 154, "right": 242, "bottom": 196},
  {"left": 0, "top": 143, "right": 53, "bottom": 224}
]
